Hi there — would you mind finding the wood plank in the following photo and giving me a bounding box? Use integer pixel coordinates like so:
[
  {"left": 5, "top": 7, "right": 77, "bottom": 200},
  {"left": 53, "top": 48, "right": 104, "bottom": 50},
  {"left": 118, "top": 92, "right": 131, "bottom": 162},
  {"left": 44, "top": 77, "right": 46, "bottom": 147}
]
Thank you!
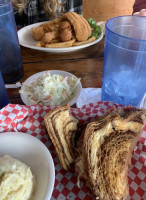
[
  {"left": 20, "top": 39, "right": 104, "bottom": 63},
  {"left": 22, "top": 58, "right": 103, "bottom": 88}
]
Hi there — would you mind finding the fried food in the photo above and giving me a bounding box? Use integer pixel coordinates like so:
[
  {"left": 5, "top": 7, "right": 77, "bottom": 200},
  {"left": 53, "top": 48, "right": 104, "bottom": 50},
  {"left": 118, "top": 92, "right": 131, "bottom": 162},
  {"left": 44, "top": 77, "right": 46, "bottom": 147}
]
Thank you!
[
  {"left": 41, "top": 18, "right": 60, "bottom": 32},
  {"left": 45, "top": 39, "right": 75, "bottom": 48},
  {"left": 35, "top": 41, "right": 43, "bottom": 47},
  {"left": 43, "top": 32, "right": 55, "bottom": 43},
  {"left": 36, "top": 39, "right": 60, "bottom": 47},
  {"left": 59, "top": 20, "right": 72, "bottom": 31},
  {"left": 32, "top": 18, "right": 59, "bottom": 41},
  {"left": 42, "top": 31, "right": 59, "bottom": 43},
  {"left": 59, "top": 20, "right": 73, "bottom": 42},
  {"left": 31, "top": 12, "right": 100, "bottom": 48},
  {"left": 60, "top": 12, "right": 92, "bottom": 41},
  {"left": 60, "top": 29, "right": 72, "bottom": 42},
  {"left": 32, "top": 26, "right": 45, "bottom": 41},
  {"left": 72, "top": 36, "right": 96, "bottom": 46}
]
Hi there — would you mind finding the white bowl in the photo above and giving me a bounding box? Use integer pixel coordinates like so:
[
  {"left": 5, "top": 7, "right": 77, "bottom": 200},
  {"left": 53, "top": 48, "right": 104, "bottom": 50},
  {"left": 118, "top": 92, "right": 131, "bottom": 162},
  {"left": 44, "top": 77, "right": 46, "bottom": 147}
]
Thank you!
[
  {"left": 20, "top": 70, "right": 82, "bottom": 106},
  {"left": 0, "top": 132, "right": 55, "bottom": 200}
]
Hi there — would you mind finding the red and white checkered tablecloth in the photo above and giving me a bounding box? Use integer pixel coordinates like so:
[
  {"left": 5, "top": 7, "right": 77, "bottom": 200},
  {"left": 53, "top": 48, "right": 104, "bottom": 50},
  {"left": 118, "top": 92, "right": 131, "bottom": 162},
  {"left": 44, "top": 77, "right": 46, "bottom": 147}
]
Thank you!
[{"left": 0, "top": 101, "right": 145, "bottom": 200}]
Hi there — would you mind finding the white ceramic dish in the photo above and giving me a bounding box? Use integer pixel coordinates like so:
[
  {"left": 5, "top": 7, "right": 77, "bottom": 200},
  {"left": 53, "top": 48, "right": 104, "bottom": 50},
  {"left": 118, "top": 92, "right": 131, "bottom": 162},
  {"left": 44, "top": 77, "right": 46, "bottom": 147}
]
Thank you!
[
  {"left": 20, "top": 70, "right": 82, "bottom": 106},
  {"left": 0, "top": 132, "right": 55, "bottom": 200},
  {"left": 17, "top": 22, "right": 103, "bottom": 53}
]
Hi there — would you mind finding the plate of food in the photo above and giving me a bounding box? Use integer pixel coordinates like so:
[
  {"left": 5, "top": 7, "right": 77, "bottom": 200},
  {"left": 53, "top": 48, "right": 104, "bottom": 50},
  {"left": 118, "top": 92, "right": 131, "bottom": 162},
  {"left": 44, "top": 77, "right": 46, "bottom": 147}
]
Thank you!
[
  {"left": 44, "top": 105, "right": 146, "bottom": 200},
  {"left": 0, "top": 103, "right": 145, "bottom": 200},
  {"left": 19, "top": 70, "right": 82, "bottom": 106},
  {"left": 0, "top": 132, "right": 55, "bottom": 200},
  {"left": 17, "top": 12, "right": 103, "bottom": 53}
]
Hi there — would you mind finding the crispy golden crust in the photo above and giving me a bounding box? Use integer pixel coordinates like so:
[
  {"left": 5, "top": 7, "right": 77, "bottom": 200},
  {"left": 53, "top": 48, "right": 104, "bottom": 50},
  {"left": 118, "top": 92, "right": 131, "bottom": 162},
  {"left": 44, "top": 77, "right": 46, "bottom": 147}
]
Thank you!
[
  {"left": 60, "top": 12, "right": 92, "bottom": 41},
  {"left": 44, "top": 39, "right": 75, "bottom": 48},
  {"left": 33, "top": 12, "right": 94, "bottom": 47},
  {"left": 32, "top": 26, "right": 45, "bottom": 41},
  {"left": 44, "top": 104, "right": 79, "bottom": 170},
  {"left": 83, "top": 109, "right": 146, "bottom": 200},
  {"left": 72, "top": 36, "right": 96, "bottom": 46},
  {"left": 41, "top": 18, "right": 60, "bottom": 32},
  {"left": 59, "top": 29, "right": 72, "bottom": 42}
]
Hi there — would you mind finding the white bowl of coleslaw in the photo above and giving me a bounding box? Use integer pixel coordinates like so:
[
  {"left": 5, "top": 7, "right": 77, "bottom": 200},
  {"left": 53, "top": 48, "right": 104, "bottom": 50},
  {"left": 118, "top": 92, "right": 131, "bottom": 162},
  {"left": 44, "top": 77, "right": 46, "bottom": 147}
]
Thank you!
[{"left": 19, "top": 70, "right": 82, "bottom": 106}]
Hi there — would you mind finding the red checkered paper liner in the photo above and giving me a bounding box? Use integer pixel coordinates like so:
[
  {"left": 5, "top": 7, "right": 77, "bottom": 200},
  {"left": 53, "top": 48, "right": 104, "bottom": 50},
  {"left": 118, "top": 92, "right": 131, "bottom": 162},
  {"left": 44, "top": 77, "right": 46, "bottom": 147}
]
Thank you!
[{"left": 0, "top": 101, "right": 145, "bottom": 200}]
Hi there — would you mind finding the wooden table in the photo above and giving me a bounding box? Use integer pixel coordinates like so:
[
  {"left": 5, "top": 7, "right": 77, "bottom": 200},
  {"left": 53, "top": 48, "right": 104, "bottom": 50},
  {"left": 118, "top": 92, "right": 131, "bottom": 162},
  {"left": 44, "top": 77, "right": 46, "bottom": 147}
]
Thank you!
[{"left": 7, "top": 38, "right": 104, "bottom": 105}]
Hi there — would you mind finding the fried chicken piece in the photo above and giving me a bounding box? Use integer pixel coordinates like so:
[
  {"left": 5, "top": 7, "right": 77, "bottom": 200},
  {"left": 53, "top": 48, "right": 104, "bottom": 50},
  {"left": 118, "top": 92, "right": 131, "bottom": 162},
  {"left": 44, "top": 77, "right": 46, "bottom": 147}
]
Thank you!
[
  {"left": 60, "top": 29, "right": 72, "bottom": 42},
  {"left": 59, "top": 20, "right": 71, "bottom": 31},
  {"left": 43, "top": 32, "right": 54, "bottom": 43},
  {"left": 32, "top": 26, "right": 45, "bottom": 41},
  {"left": 59, "top": 20, "right": 73, "bottom": 42},
  {"left": 42, "top": 31, "right": 59, "bottom": 44},
  {"left": 42, "top": 18, "right": 60, "bottom": 32},
  {"left": 43, "top": 21, "right": 60, "bottom": 32}
]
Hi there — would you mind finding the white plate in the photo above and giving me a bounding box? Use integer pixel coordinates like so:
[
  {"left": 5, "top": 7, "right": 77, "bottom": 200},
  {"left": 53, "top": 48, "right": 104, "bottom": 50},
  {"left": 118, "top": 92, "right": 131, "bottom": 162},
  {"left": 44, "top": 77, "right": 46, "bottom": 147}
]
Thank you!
[
  {"left": 20, "top": 70, "right": 82, "bottom": 106},
  {"left": 0, "top": 132, "right": 55, "bottom": 200},
  {"left": 17, "top": 22, "right": 103, "bottom": 53}
]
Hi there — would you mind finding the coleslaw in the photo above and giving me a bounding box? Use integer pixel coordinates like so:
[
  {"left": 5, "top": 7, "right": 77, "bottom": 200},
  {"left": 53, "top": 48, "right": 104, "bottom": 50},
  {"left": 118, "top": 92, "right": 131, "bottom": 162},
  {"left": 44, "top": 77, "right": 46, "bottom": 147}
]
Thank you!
[{"left": 19, "top": 71, "right": 81, "bottom": 106}]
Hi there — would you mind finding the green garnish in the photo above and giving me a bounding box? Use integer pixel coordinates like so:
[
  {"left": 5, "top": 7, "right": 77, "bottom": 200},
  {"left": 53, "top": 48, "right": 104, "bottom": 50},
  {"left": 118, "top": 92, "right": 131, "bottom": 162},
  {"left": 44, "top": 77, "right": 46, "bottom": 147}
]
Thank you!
[{"left": 88, "top": 17, "right": 102, "bottom": 39}]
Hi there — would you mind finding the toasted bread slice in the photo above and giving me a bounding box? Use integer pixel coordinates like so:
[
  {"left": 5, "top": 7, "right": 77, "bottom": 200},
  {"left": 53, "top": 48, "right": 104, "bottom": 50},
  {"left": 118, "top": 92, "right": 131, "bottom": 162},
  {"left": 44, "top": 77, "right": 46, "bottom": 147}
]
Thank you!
[
  {"left": 76, "top": 108, "right": 146, "bottom": 200},
  {"left": 44, "top": 104, "right": 79, "bottom": 170}
]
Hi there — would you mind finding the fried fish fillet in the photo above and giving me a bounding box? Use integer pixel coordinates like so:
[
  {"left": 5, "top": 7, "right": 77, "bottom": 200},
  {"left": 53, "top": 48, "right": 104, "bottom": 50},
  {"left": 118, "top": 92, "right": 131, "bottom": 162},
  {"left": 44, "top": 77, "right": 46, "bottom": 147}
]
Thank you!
[
  {"left": 60, "top": 12, "right": 92, "bottom": 42},
  {"left": 44, "top": 104, "right": 79, "bottom": 170}
]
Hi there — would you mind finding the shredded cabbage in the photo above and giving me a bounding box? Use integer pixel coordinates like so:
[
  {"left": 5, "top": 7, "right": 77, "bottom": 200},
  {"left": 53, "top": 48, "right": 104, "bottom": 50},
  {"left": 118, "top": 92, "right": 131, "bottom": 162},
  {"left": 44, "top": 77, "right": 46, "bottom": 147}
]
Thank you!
[{"left": 19, "top": 71, "right": 80, "bottom": 106}]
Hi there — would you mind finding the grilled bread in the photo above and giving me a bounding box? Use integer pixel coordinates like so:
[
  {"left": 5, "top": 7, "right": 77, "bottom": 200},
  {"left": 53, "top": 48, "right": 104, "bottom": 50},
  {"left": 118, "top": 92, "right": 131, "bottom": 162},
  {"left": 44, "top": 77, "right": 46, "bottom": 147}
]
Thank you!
[
  {"left": 44, "top": 105, "right": 146, "bottom": 199},
  {"left": 82, "top": 108, "right": 146, "bottom": 200},
  {"left": 44, "top": 104, "right": 79, "bottom": 170}
]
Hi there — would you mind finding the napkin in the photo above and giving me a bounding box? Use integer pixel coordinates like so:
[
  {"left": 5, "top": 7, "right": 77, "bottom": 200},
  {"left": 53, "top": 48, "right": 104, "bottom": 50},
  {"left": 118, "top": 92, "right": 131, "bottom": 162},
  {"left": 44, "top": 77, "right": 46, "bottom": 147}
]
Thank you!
[
  {"left": 76, "top": 88, "right": 146, "bottom": 109},
  {"left": 76, "top": 88, "right": 101, "bottom": 108},
  {"left": 139, "top": 93, "right": 146, "bottom": 109}
]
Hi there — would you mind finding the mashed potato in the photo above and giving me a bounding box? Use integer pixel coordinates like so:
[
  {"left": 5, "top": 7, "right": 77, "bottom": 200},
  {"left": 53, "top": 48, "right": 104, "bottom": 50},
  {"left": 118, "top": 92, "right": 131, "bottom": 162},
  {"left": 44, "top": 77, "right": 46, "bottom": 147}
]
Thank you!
[{"left": 0, "top": 155, "right": 35, "bottom": 200}]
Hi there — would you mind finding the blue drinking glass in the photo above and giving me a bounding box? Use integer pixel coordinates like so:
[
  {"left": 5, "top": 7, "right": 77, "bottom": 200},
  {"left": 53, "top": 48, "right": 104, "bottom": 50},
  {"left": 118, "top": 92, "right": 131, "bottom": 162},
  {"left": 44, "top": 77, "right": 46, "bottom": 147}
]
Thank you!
[
  {"left": 0, "top": 72, "right": 9, "bottom": 109},
  {"left": 101, "top": 16, "right": 146, "bottom": 107},
  {"left": 0, "top": 0, "right": 24, "bottom": 83}
]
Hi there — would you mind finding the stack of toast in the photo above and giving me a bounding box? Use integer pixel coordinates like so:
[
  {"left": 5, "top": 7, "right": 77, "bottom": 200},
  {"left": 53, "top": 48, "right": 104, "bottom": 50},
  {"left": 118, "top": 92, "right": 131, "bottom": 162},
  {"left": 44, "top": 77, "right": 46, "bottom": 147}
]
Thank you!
[{"left": 44, "top": 105, "right": 146, "bottom": 200}]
